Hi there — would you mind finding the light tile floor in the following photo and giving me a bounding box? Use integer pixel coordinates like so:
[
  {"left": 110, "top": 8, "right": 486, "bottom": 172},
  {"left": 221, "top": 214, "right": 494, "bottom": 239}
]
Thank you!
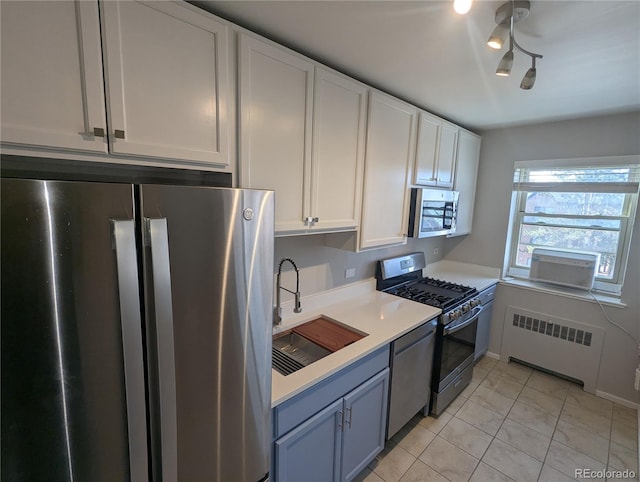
[{"left": 356, "top": 357, "right": 639, "bottom": 482}]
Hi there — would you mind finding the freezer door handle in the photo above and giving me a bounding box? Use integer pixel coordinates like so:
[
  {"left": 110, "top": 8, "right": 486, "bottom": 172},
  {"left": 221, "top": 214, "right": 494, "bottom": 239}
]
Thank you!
[
  {"left": 146, "top": 218, "right": 178, "bottom": 482},
  {"left": 111, "top": 220, "right": 149, "bottom": 482}
]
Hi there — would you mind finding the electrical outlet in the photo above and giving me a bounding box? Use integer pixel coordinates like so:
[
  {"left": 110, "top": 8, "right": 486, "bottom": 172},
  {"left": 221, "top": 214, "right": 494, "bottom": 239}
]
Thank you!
[
  {"left": 345, "top": 267, "right": 356, "bottom": 279},
  {"left": 635, "top": 367, "right": 640, "bottom": 391},
  {"left": 433, "top": 248, "right": 439, "bottom": 256}
]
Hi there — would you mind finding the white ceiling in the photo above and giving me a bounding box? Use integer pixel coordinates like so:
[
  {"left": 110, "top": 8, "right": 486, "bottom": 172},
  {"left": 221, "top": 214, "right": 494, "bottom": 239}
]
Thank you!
[{"left": 195, "top": 0, "right": 640, "bottom": 131}]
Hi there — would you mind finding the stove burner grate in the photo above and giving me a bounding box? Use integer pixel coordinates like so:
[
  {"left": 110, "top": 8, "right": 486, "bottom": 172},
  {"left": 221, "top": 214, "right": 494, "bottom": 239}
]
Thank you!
[{"left": 386, "top": 277, "right": 476, "bottom": 310}]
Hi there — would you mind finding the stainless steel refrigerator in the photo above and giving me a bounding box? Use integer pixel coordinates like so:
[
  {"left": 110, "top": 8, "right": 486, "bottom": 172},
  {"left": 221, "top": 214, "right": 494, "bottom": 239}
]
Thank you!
[{"left": 1, "top": 175, "right": 274, "bottom": 482}]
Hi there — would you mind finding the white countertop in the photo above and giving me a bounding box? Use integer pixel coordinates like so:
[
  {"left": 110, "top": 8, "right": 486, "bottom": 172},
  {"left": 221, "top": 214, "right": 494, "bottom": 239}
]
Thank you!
[
  {"left": 272, "top": 279, "right": 440, "bottom": 407},
  {"left": 424, "top": 260, "right": 501, "bottom": 292}
]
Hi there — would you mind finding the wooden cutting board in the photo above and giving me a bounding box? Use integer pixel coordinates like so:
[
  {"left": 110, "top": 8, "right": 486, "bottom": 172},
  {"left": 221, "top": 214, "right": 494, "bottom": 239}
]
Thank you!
[{"left": 293, "top": 318, "right": 365, "bottom": 352}]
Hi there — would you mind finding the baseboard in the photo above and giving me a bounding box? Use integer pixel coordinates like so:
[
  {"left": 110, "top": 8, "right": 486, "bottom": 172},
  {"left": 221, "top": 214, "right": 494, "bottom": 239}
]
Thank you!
[
  {"left": 484, "top": 352, "right": 639, "bottom": 410},
  {"left": 595, "top": 390, "right": 639, "bottom": 410},
  {"left": 485, "top": 351, "right": 501, "bottom": 360}
]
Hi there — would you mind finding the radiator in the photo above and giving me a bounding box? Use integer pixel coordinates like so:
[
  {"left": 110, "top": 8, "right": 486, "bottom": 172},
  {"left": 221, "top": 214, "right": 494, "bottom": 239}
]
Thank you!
[{"left": 500, "top": 306, "right": 604, "bottom": 393}]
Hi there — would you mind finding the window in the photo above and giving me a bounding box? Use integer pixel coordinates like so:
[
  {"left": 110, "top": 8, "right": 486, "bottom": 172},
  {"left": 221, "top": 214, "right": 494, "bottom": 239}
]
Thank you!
[{"left": 506, "top": 156, "right": 639, "bottom": 294}]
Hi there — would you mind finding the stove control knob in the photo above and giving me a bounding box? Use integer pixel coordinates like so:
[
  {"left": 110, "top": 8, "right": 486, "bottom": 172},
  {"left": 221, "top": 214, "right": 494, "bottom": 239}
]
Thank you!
[
  {"left": 452, "top": 310, "right": 461, "bottom": 320},
  {"left": 470, "top": 299, "right": 481, "bottom": 308},
  {"left": 461, "top": 304, "right": 470, "bottom": 314}
]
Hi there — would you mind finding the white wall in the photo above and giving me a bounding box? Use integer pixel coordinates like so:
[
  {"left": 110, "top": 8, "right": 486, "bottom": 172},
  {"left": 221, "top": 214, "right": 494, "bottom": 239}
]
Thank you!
[
  {"left": 274, "top": 233, "right": 445, "bottom": 301},
  {"left": 444, "top": 110, "right": 640, "bottom": 404}
]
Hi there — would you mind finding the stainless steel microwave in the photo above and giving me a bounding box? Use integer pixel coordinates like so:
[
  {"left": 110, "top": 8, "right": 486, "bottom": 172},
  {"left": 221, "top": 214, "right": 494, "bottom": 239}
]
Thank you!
[{"left": 408, "top": 188, "right": 459, "bottom": 238}]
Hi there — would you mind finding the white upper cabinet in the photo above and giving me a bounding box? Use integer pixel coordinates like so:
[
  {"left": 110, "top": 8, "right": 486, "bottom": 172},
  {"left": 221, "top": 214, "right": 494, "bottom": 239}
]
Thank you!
[
  {"left": 311, "top": 67, "right": 367, "bottom": 231},
  {"left": 436, "top": 122, "right": 458, "bottom": 188},
  {"left": 414, "top": 111, "right": 458, "bottom": 189},
  {"left": 238, "top": 34, "right": 314, "bottom": 233},
  {"left": 1, "top": 1, "right": 231, "bottom": 168},
  {"left": 0, "top": 1, "right": 107, "bottom": 153},
  {"left": 360, "top": 91, "right": 417, "bottom": 250},
  {"left": 238, "top": 36, "right": 366, "bottom": 234},
  {"left": 450, "top": 129, "right": 481, "bottom": 237},
  {"left": 100, "top": 1, "right": 230, "bottom": 166}
]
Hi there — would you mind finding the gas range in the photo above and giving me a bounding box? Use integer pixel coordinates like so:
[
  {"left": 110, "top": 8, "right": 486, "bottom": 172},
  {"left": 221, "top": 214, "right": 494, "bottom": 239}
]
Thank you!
[
  {"left": 386, "top": 278, "right": 477, "bottom": 311},
  {"left": 376, "top": 253, "right": 478, "bottom": 324},
  {"left": 377, "top": 252, "right": 482, "bottom": 417}
]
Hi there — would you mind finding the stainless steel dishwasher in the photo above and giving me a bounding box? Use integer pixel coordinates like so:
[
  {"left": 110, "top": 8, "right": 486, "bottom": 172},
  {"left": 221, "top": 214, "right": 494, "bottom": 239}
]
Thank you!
[{"left": 386, "top": 319, "right": 437, "bottom": 439}]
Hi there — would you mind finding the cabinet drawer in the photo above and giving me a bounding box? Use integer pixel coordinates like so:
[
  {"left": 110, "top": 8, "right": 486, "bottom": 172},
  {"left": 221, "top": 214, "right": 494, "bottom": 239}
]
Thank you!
[{"left": 273, "top": 345, "right": 389, "bottom": 439}]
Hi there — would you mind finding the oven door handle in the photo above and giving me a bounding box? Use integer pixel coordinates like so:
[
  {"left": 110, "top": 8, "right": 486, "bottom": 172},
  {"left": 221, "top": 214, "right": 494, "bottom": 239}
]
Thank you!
[{"left": 444, "top": 306, "right": 483, "bottom": 335}]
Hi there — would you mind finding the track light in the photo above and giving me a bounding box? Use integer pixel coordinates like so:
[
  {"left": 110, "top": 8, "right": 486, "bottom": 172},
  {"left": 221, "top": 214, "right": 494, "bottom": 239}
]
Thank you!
[
  {"left": 487, "top": 23, "right": 509, "bottom": 50},
  {"left": 487, "top": 0, "right": 542, "bottom": 90},
  {"left": 520, "top": 57, "right": 537, "bottom": 89},
  {"left": 496, "top": 50, "right": 513, "bottom": 76}
]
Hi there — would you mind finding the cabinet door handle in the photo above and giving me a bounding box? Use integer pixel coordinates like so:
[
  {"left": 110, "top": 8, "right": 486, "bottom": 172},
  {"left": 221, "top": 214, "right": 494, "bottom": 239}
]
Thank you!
[
  {"left": 345, "top": 407, "right": 352, "bottom": 429},
  {"left": 115, "top": 129, "right": 126, "bottom": 139},
  {"left": 337, "top": 410, "right": 343, "bottom": 431},
  {"left": 93, "top": 127, "right": 105, "bottom": 137}
]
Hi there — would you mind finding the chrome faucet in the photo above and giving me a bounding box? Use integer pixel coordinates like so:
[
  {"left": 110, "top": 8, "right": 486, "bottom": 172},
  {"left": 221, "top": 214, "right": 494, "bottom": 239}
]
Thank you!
[{"left": 274, "top": 258, "right": 302, "bottom": 325}]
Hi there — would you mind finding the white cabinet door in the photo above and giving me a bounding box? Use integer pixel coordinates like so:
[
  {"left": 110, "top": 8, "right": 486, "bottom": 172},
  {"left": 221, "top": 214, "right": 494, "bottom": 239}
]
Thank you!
[
  {"left": 100, "top": 1, "right": 230, "bottom": 165},
  {"left": 311, "top": 68, "right": 367, "bottom": 232},
  {"left": 413, "top": 112, "right": 439, "bottom": 186},
  {"left": 238, "top": 34, "right": 314, "bottom": 233},
  {"left": 360, "top": 92, "right": 416, "bottom": 249},
  {"left": 450, "top": 129, "right": 481, "bottom": 236},
  {"left": 414, "top": 112, "right": 457, "bottom": 189},
  {"left": 436, "top": 122, "right": 458, "bottom": 188},
  {"left": 0, "top": 1, "right": 107, "bottom": 153}
]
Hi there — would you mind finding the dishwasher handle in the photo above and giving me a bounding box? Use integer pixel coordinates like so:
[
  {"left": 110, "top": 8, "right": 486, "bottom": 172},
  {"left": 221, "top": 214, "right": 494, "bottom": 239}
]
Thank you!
[{"left": 393, "top": 319, "right": 437, "bottom": 355}]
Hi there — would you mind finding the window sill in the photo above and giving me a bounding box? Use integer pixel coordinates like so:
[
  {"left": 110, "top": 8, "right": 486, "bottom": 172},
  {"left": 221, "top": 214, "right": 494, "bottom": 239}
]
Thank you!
[{"left": 499, "top": 277, "right": 627, "bottom": 308}]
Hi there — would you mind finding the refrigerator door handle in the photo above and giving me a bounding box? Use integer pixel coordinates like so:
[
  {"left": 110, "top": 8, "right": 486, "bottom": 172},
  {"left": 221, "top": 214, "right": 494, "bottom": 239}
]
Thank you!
[
  {"left": 146, "top": 218, "right": 178, "bottom": 482},
  {"left": 111, "top": 220, "right": 150, "bottom": 482}
]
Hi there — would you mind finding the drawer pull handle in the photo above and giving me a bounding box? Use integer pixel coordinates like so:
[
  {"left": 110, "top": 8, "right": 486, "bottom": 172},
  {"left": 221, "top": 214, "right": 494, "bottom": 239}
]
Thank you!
[{"left": 115, "top": 129, "right": 126, "bottom": 139}]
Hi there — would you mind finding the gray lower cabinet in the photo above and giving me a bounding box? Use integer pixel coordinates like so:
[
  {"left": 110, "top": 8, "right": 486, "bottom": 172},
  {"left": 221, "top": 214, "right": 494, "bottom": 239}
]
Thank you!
[
  {"left": 341, "top": 369, "right": 390, "bottom": 480},
  {"left": 275, "top": 399, "right": 343, "bottom": 481},
  {"left": 274, "top": 364, "right": 390, "bottom": 482},
  {"left": 475, "top": 300, "right": 493, "bottom": 359},
  {"left": 271, "top": 345, "right": 389, "bottom": 482},
  {"left": 474, "top": 284, "right": 497, "bottom": 360}
]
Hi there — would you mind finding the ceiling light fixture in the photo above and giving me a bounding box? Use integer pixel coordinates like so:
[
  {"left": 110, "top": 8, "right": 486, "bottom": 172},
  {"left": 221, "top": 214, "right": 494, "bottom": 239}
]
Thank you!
[
  {"left": 487, "top": 0, "right": 542, "bottom": 89},
  {"left": 453, "top": 0, "right": 472, "bottom": 15},
  {"left": 487, "top": 23, "right": 509, "bottom": 50},
  {"left": 520, "top": 57, "right": 537, "bottom": 89},
  {"left": 496, "top": 50, "right": 514, "bottom": 77}
]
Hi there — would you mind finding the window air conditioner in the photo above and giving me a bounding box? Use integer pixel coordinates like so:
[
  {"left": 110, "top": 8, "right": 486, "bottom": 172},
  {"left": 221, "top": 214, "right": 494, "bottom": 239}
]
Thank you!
[{"left": 529, "top": 248, "right": 600, "bottom": 291}]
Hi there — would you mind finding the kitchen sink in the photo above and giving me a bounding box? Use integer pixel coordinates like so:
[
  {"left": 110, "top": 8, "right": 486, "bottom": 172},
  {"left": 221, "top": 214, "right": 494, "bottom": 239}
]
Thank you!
[
  {"left": 272, "top": 316, "right": 367, "bottom": 376},
  {"left": 272, "top": 332, "right": 332, "bottom": 375}
]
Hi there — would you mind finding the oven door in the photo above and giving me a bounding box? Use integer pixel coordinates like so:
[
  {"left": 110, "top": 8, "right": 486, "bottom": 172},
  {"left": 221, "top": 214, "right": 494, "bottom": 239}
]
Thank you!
[{"left": 437, "top": 306, "right": 481, "bottom": 391}]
